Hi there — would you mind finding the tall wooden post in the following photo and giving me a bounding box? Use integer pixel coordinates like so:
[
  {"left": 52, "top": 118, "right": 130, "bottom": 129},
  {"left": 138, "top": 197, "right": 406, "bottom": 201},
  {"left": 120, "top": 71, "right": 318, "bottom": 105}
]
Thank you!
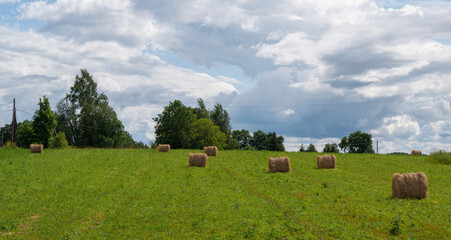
[{"left": 11, "top": 98, "right": 17, "bottom": 147}]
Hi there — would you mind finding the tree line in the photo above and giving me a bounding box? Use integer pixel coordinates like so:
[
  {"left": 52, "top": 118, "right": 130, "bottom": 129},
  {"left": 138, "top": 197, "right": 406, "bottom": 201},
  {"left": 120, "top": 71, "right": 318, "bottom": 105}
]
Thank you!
[
  {"left": 2, "top": 69, "right": 373, "bottom": 152},
  {"left": 299, "top": 130, "right": 374, "bottom": 153},
  {"left": 1, "top": 69, "right": 147, "bottom": 149},
  {"left": 153, "top": 99, "right": 285, "bottom": 151}
]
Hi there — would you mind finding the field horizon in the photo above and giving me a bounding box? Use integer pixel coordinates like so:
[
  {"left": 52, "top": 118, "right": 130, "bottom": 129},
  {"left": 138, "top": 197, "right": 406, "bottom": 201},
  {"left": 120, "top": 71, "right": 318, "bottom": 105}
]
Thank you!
[{"left": 0, "top": 148, "right": 450, "bottom": 239}]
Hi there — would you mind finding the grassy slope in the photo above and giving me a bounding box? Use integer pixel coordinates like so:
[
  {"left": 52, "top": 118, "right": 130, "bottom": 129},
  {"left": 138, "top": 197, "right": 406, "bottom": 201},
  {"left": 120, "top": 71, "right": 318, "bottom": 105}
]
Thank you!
[{"left": 0, "top": 148, "right": 449, "bottom": 239}]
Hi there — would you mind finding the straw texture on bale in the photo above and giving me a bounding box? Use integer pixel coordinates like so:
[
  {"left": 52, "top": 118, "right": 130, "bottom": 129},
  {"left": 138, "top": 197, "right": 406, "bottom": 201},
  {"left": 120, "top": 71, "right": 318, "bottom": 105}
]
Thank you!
[
  {"left": 268, "top": 157, "right": 291, "bottom": 173},
  {"left": 204, "top": 146, "right": 218, "bottom": 156},
  {"left": 317, "top": 154, "right": 336, "bottom": 169},
  {"left": 392, "top": 172, "right": 428, "bottom": 199},
  {"left": 30, "top": 144, "right": 43, "bottom": 153},
  {"left": 158, "top": 144, "right": 170, "bottom": 152},
  {"left": 411, "top": 150, "right": 422, "bottom": 155},
  {"left": 189, "top": 153, "right": 208, "bottom": 167}
]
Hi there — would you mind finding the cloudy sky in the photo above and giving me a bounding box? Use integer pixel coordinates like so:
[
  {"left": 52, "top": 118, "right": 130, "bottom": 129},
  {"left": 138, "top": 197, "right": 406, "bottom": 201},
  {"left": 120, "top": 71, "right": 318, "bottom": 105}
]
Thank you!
[{"left": 1, "top": 0, "right": 450, "bottom": 153}]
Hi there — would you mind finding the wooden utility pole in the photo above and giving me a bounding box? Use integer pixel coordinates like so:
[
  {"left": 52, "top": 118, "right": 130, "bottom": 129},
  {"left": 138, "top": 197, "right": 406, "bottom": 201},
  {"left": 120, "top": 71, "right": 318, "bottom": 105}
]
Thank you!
[{"left": 11, "top": 98, "right": 17, "bottom": 147}]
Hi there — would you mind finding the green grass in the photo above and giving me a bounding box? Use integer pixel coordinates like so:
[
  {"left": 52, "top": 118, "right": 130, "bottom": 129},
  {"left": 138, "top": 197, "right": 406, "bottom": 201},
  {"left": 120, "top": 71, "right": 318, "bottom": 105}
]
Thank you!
[
  {"left": 427, "top": 150, "right": 451, "bottom": 165},
  {"left": 0, "top": 148, "right": 450, "bottom": 239}
]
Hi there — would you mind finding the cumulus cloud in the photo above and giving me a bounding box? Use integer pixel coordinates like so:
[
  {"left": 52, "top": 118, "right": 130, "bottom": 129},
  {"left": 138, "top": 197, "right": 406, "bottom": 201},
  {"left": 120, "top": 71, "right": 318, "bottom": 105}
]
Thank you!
[
  {"left": 371, "top": 115, "right": 420, "bottom": 139},
  {"left": 0, "top": 25, "right": 238, "bottom": 140},
  {"left": 1, "top": 0, "right": 450, "bottom": 152}
]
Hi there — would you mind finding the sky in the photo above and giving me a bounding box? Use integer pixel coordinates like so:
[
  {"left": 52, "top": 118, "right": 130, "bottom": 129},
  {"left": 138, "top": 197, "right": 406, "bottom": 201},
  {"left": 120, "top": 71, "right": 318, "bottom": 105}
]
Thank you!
[{"left": 0, "top": 0, "right": 450, "bottom": 153}]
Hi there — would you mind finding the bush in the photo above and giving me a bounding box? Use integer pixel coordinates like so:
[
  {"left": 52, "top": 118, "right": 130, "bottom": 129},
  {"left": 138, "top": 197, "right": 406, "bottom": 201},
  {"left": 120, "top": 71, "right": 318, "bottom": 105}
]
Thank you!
[
  {"left": 243, "top": 145, "right": 256, "bottom": 151},
  {"left": 2, "top": 141, "right": 17, "bottom": 149},
  {"left": 427, "top": 150, "right": 451, "bottom": 165},
  {"left": 50, "top": 132, "right": 69, "bottom": 149}
]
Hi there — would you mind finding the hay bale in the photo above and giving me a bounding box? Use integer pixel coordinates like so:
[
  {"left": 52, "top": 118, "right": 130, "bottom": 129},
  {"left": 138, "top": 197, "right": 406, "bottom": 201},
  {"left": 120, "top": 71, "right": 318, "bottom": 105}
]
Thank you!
[
  {"left": 268, "top": 156, "right": 291, "bottom": 173},
  {"left": 392, "top": 172, "right": 428, "bottom": 199},
  {"left": 411, "top": 150, "right": 422, "bottom": 155},
  {"left": 189, "top": 153, "right": 208, "bottom": 167},
  {"left": 158, "top": 144, "right": 170, "bottom": 152},
  {"left": 203, "top": 146, "right": 218, "bottom": 156},
  {"left": 316, "top": 154, "right": 336, "bottom": 169},
  {"left": 30, "top": 144, "right": 43, "bottom": 153}
]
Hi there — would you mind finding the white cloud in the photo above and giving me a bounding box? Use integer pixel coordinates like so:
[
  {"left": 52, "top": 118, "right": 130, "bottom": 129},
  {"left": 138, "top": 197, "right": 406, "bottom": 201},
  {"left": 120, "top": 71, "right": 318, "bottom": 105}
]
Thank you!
[
  {"left": 115, "top": 104, "right": 163, "bottom": 143},
  {"left": 371, "top": 115, "right": 420, "bottom": 139},
  {"left": 0, "top": 25, "right": 238, "bottom": 136},
  {"left": 1, "top": 0, "right": 451, "bottom": 152},
  {"left": 281, "top": 109, "right": 295, "bottom": 116}
]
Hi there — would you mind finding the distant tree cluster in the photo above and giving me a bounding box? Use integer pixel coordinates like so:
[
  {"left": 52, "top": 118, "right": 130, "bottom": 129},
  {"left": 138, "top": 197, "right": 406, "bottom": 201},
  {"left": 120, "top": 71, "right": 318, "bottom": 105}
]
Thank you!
[
  {"left": 299, "top": 143, "right": 318, "bottom": 152},
  {"left": 339, "top": 131, "right": 374, "bottom": 153},
  {"left": 298, "top": 131, "right": 373, "bottom": 154},
  {"left": 153, "top": 100, "right": 285, "bottom": 151},
  {"left": 1, "top": 69, "right": 147, "bottom": 149}
]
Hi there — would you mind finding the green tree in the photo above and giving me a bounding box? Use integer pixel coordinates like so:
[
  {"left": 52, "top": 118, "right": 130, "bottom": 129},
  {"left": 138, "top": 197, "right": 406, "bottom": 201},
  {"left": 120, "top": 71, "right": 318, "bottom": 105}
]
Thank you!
[
  {"left": 299, "top": 144, "right": 305, "bottom": 152},
  {"left": 17, "top": 120, "right": 34, "bottom": 147},
  {"left": 306, "top": 143, "right": 317, "bottom": 152},
  {"left": 323, "top": 143, "right": 339, "bottom": 153},
  {"left": 209, "top": 103, "right": 231, "bottom": 134},
  {"left": 232, "top": 129, "right": 252, "bottom": 149},
  {"left": 265, "top": 131, "right": 285, "bottom": 151},
  {"left": 348, "top": 130, "right": 374, "bottom": 153},
  {"left": 0, "top": 124, "right": 12, "bottom": 146},
  {"left": 339, "top": 136, "right": 349, "bottom": 153},
  {"left": 56, "top": 69, "right": 132, "bottom": 148},
  {"left": 209, "top": 103, "right": 237, "bottom": 149},
  {"left": 153, "top": 100, "right": 196, "bottom": 149},
  {"left": 185, "top": 118, "right": 227, "bottom": 149},
  {"left": 192, "top": 98, "right": 209, "bottom": 119},
  {"left": 32, "top": 96, "right": 57, "bottom": 148},
  {"left": 250, "top": 130, "right": 267, "bottom": 150},
  {"left": 50, "top": 132, "right": 69, "bottom": 149}
]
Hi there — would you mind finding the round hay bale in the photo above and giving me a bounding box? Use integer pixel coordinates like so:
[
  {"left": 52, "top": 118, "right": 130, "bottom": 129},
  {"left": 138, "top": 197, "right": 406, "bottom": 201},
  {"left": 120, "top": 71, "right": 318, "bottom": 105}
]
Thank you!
[
  {"left": 203, "top": 146, "right": 218, "bottom": 156},
  {"left": 316, "top": 154, "right": 336, "bottom": 169},
  {"left": 189, "top": 153, "right": 208, "bottom": 167},
  {"left": 392, "top": 172, "right": 428, "bottom": 199},
  {"left": 268, "top": 156, "right": 291, "bottom": 173},
  {"left": 411, "top": 150, "right": 422, "bottom": 155},
  {"left": 30, "top": 144, "right": 43, "bottom": 154},
  {"left": 158, "top": 144, "right": 170, "bottom": 152}
]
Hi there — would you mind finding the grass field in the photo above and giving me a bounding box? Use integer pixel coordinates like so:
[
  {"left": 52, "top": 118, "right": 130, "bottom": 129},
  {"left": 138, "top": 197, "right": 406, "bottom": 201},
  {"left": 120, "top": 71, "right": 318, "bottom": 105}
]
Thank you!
[{"left": 0, "top": 148, "right": 450, "bottom": 239}]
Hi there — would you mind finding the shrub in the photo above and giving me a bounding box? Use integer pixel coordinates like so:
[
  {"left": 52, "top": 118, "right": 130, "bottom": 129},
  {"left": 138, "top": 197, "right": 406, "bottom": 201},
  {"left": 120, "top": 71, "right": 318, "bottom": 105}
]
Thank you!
[
  {"left": 427, "top": 150, "right": 451, "bottom": 165},
  {"left": 2, "top": 141, "right": 17, "bottom": 149},
  {"left": 243, "top": 145, "right": 256, "bottom": 151},
  {"left": 50, "top": 132, "right": 69, "bottom": 149}
]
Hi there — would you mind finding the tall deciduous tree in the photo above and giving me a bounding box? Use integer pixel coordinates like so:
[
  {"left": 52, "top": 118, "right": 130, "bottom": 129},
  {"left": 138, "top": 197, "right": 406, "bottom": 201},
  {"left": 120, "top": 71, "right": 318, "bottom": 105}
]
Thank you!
[
  {"left": 153, "top": 100, "right": 196, "bottom": 149},
  {"left": 209, "top": 103, "right": 238, "bottom": 149},
  {"left": 339, "top": 131, "right": 374, "bottom": 153},
  {"left": 348, "top": 130, "right": 374, "bottom": 153},
  {"left": 209, "top": 103, "right": 231, "bottom": 134},
  {"left": 56, "top": 69, "right": 133, "bottom": 148},
  {"left": 192, "top": 98, "right": 209, "bottom": 119}
]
